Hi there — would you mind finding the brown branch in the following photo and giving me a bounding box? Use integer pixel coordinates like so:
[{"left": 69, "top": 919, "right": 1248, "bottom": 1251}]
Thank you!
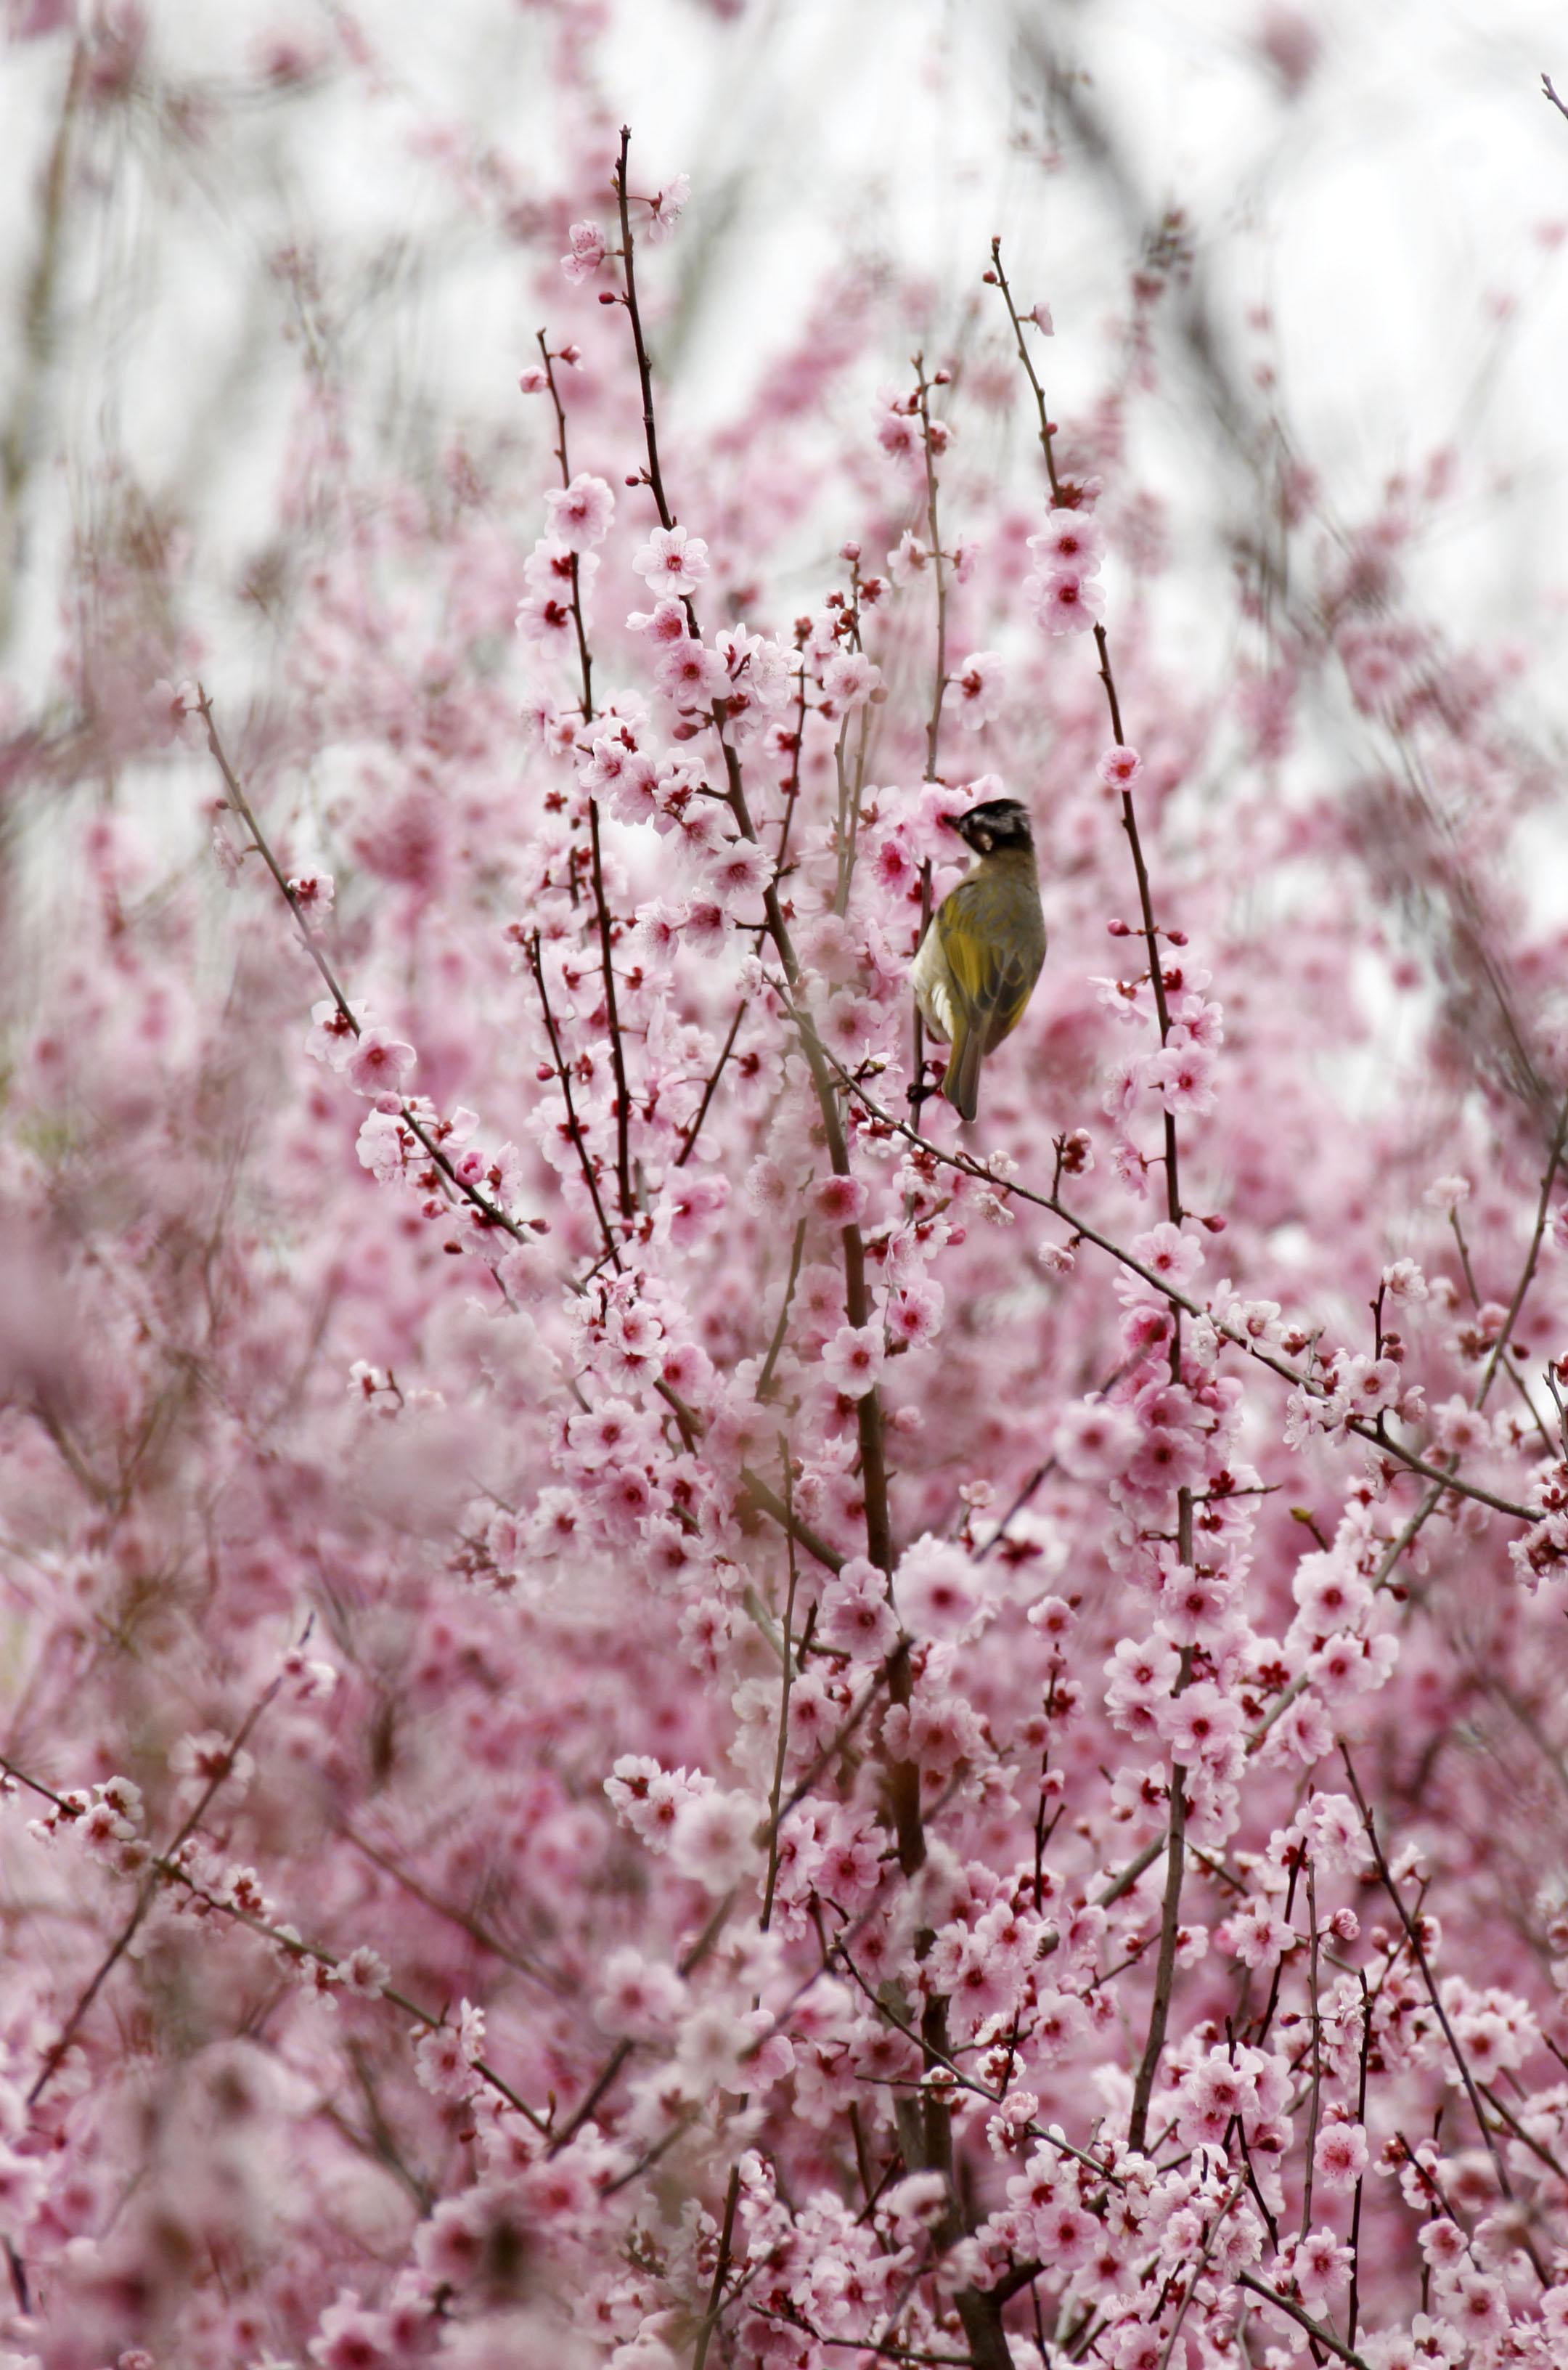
[
  {"left": 1236, "top": 2272, "right": 1371, "bottom": 2368},
  {"left": 199, "top": 693, "right": 540, "bottom": 1249},
  {"left": 612, "top": 128, "right": 674, "bottom": 532},
  {"left": 793, "top": 1025, "right": 1539, "bottom": 1526},
  {"left": 675, "top": 998, "right": 747, "bottom": 1169},
  {"left": 759, "top": 1450, "right": 801, "bottom": 1933},
  {"left": 986, "top": 237, "right": 1062, "bottom": 502},
  {"left": 26, "top": 1657, "right": 294, "bottom": 2106},
  {"left": 915, "top": 356, "right": 950, "bottom": 782},
  {"left": 526, "top": 928, "right": 622, "bottom": 1270}
]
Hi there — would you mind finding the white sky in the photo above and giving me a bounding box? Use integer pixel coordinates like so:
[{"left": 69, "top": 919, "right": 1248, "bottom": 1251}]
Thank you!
[{"left": 4, "top": 0, "right": 1568, "bottom": 721}]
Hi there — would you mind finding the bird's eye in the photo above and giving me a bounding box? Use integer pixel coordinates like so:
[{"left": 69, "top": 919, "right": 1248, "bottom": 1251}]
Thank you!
[{"left": 975, "top": 830, "right": 992, "bottom": 852}]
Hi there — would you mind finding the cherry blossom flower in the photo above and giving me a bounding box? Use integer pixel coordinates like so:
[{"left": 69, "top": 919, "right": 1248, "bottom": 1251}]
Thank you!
[
  {"left": 821, "top": 650, "right": 883, "bottom": 709},
  {"left": 1029, "top": 569, "right": 1107, "bottom": 634},
  {"left": 821, "top": 1322, "right": 885, "bottom": 1398},
  {"left": 644, "top": 174, "right": 690, "bottom": 243},
  {"left": 951, "top": 650, "right": 1005, "bottom": 729},
  {"left": 544, "top": 472, "right": 615, "bottom": 550},
  {"left": 703, "top": 838, "right": 775, "bottom": 910},
  {"left": 1028, "top": 513, "right": 1105, "bottom": 575},
  {"left": 344, "top": 1028, "right": 417, "bottom": 1096},
  {"left": 632, "top": 524, "right": 709, "bottom": 595},
  {"left": 1097, "top": 744, "right": 1143, "bottom": 793},
  {"left": 560, "top": 220, "right": 606, "bottom": 282},
  {"left": 894, "top": 1536, "right": 982, "bottom": 1640}
]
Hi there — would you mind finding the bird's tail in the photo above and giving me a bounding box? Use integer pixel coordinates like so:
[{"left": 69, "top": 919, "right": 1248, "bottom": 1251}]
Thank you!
[{"left": 943, "top": 1015, "right": 984, "bottom": 1123}]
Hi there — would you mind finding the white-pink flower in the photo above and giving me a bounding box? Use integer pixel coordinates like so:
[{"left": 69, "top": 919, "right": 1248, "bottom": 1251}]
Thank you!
[
  {"left": 895, "top": 1536, "right": 983, "bottom": 1641},
  {"left": 644, "top": 173, "right": 690, "bottom": 242},
  {"left": 821, "top": 650, "right": 883, "bottom": 710},
  {"left": 1029, "top": 513, "right": 1104, "bottom": 576},
  {"left": 1144, "top": 1041, "right": 1218, "bottom": 1115},
  {"left": 544, "top": 472, "right": 614, "bottom": 550},
  {"left": 633, "top": 524, "right": 709, "bottom": 596},
  {"left": 1029, "top": 570, "right": 1106, "bottom": 635},
  {"left": 668, "top": 1788, "right": 760, "bottom": 1890},
  {"left": 703, "top": 839, "right": 775, "bottom": 911},
  {"left": 1313, "top": 2120, "right": 1369, "bottom": 2192},
  {"left": 821, "top": 1322, "right": 885, "bottom": 1398},
  {"left": 560, "top": 220, "right": 606, "bottom": 282},
  {"left": 1097, "top": 744, "right": 1142, "bottom": 794},
  {"left": 656, "top": 638, "right": 728, "bottom": 706},
  {"left": 952, "top": 651, "right": 1005, "bottom": 730},
  {"left": 1053, "top": 1396, "right": 1140, "bottom": 1480},
  {"left": 820, "top": 1561, "right": 899, "bottom": 1658},
  {"left": 344, "top": 1029, "right": 417, "bottom": 1097}
]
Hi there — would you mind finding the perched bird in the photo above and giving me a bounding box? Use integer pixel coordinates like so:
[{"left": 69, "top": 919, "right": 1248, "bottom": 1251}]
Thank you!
[{"left": 910, "top": 796, "right": 1047, "bottom": 1122}]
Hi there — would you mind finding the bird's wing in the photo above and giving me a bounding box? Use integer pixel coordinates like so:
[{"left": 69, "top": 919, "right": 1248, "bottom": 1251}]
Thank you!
[
  {"left": 935, "top": 884, "right": 1038, "bottom": 1043},
  {"left": 932, "top": 881, "right": 995, "bottom": 1017}
]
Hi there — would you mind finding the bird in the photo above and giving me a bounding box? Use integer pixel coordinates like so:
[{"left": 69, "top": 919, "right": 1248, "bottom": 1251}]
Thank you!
[{"left": 909, "top": 796, "right": 1047, "bottom": 1123}]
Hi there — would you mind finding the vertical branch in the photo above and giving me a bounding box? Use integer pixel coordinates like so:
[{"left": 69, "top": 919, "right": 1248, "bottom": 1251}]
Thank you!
[
  {"left": 1340, "top": 1747, "right": 1512, "bottom": 2195},
  {"left": 986, "top": 237, "right": 1063, "bottom": 502},
  {"left": 759, "top": 1446, "right": 801, "bottom": 1934},
  {"left": 611, "top": 130, "right": 920, "bottom": 1878},
  {"left": 910, "top": 856, "right": 934, "bottom": 1120},
  {"left": 1127, "top": 1488, "right": 1194, "bottom": 2154},
  {"left": 536, "top": 335, "right": 632, "bottom": 1226},
  {"left": 526, "top": 930, "right": 623, "bottom": 1273},
  {"left": 913, "top": 355, "right": 950, "bottom": 782},
  {"left": 1095, "top": 627, "right": 1183, "bottom": 1233},
  {"left": 1299, "top": 1858, "right": 1323, "bottom": 2236},
  {"left": 585, "top": 798, "right": 634, "bottom": 1225},
  {"left": 1347, "top": 1971, "right": 1373, "bottom": 2344},
  {"left": 612, "top": 128, "right": 675, "bottom": 532}
]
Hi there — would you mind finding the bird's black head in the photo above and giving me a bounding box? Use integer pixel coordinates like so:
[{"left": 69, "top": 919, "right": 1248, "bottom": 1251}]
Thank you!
[{"left": 947, "top": 797, "right": 1034, "bottom": 857}]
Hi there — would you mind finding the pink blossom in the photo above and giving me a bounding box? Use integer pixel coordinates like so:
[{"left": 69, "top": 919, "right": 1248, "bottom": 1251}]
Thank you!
[
  {"left": 626, "top": 596, "right": 691, "bottom": 641},
  {"left": 633, "top": 524, "right": 709, "bottom": 595},
  {"left": 413, "top": 2004, "right": 483, "bottom": 2098},
  {"left": 1029, "top": 569, "right": 1106, "bottom": 634},
  {"left": 895, "top": 1536, "right": 982, "bottom": 1640},
  {"left": 1028, "top": 513, "right": 1105, "bottom": 575},
  {"left": 812, "top": 1173, "right": 868, "bottom": 1224},
  {"left": 821, "top": 1322, "right": 884, "bottom": 1398},
  {"left": 1097, "top": 744, "right": 1143, "bottom": 793},
  {"left": 1053, "top": 1396, "right": 1140, "bottom": 1479},
  {"left": 668, "top": 1789, "right": 761, "bottom": 1889},
  {"left": 820, "top": 1560, "right": 899, "bottom": 1658},
  {"left": 887, "top": 529, "right": 931, "bottom": 584},
  {"left": 1315, "top": 2120, "right": 1370, "bottom": 2191},
  {"left": 656, "top": 637, "right": 728, "bottom": 706},
  {"left": 951, "top": 650, "right": 1005, "bottom": 729},
  {"left": 594, "top": 1947, "right": 687, "bottom": 2038},
  {"left": 544, "top": 472, "right": 615, "bottom": 550},
  {"left": 560, "top": 220, "right": 607, "bottom": 282},
  {"left": 344, "top": 1028, "right": 417, "bottom": 1096},
  {"left": 821, "top": 650, "right": 883, "bottom": 709},
  {"left": 887, "top": 1276, "right": 944, "bottom": 1348},
  {"left": 644, "top": 173, "right": 690, "bottom": 243},
  {"left": 1144, "top": 1040, "right": 1219, "bottom": 1115},
  {"left": 1424, "top": 1173, "right": 1471, "bottom": 1210},
  {"left": 1161, "top": 1681, "right": 1244, "bottom": 1766},
  {"left": 703, "top": 838, "right": 775, "bottom": 911}
]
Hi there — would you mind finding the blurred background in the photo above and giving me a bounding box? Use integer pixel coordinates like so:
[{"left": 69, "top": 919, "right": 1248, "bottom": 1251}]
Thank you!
[{"left": 3, "top": 0, "right": 1568, "bottom": 701}]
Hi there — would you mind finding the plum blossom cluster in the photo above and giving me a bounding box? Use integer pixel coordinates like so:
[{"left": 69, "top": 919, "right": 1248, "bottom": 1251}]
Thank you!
[{"left": 7, "top": 31, "right": 1568, "bottom": 2370}]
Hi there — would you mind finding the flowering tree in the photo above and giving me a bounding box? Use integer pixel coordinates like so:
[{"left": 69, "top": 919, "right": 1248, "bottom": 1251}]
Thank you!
[{"left": 7, "top": 7, "right": 1568, "bottom": 2369}]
